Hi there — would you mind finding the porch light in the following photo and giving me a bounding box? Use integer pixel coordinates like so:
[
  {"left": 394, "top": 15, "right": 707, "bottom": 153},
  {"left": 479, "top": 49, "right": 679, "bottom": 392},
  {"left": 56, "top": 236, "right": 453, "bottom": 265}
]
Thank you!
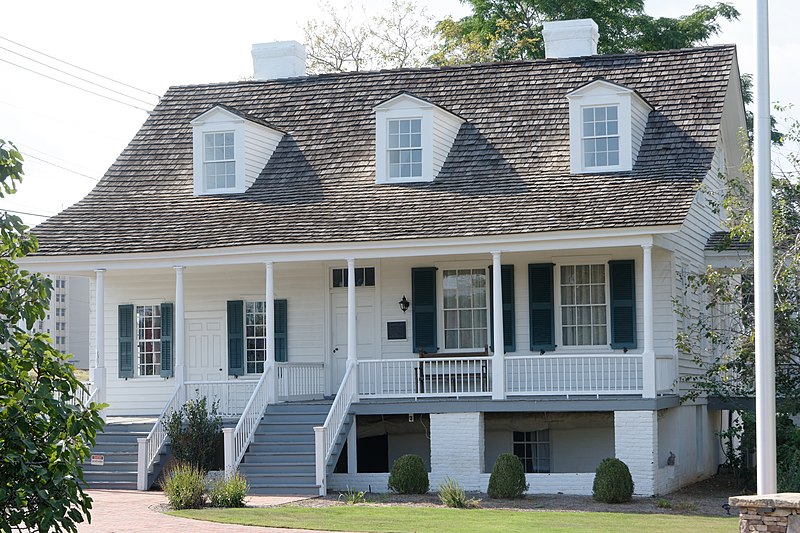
[{"left": 399, "top": 295, "right": 410, "bottom": 313}]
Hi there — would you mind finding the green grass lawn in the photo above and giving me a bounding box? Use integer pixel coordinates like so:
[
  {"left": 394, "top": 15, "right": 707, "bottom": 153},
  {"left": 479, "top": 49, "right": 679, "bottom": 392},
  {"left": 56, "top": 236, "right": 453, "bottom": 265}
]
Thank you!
[{"left": 169, "top": 505, "right": 738, "bottom": 533}]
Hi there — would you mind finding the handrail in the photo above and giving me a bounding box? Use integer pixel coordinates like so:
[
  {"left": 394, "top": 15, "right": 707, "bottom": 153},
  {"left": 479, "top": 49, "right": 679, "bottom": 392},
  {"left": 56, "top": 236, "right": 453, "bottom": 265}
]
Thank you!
[
  {"left": 226, "top": 364, "right": 273, "bottom": 474},
  {"left": 314, "top": 362, "right": 357, "bottom": 495},
  {"left": 137, "top": 384, "right": 185, "bottom": 490}
]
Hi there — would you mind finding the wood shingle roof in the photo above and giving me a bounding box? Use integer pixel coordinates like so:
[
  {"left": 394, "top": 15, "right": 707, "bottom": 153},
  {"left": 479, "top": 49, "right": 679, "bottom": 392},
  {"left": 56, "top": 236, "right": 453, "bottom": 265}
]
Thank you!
[{"left": 31, "top": 45, "right": 736, "bottom": 256}]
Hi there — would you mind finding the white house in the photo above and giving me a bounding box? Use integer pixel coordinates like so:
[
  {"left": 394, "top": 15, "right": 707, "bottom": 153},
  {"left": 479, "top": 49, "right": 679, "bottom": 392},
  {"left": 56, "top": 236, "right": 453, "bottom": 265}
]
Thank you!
[{"left": 21, "top": 19, "right": 746, "bottom": 496}]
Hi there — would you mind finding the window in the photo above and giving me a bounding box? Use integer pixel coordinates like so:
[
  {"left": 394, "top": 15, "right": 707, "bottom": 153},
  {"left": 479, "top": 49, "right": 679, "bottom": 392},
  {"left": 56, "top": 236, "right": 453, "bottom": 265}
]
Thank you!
[
  {"left": 388, "top": 118, "right": 422, "bottom": 179},
  {"left": 136, "top": 305, "right": 161, "bottom": 376},
  {"left": 203, "top": 132, "right": 236, "bottom": 190},
  {"left": 442, "top": 269, "right": 488, "bottom": 350},
  {"left": 245, "top": 301, "right": 267, "bottom": 374},
  {"left": 582, "top": 106, "right": 619, "bottom": 168},
  {"left": 331, "top": 267, "right": 375, "bottom": 288},
  {"left": 560, "top": 264, "right": 607, "bottom": 346},
  {"left": 513, "top": 430, "right": 550, "bottom": 473}
]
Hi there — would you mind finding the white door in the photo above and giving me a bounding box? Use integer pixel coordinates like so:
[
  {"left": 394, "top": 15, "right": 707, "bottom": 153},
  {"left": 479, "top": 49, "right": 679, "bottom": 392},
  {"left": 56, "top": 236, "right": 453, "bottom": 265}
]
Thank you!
[
  {"left": 186, "top": 316, "right": 225, "bottom": 382},
  {"left": 330, "top": 292, "right": 377, "bottom": 390}
]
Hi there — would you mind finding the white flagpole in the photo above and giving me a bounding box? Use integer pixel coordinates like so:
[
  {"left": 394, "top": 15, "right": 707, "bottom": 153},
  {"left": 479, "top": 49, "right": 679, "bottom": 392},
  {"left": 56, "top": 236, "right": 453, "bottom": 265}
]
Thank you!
[{"left": 754, "top": 0, "right": 776, "bottom": 495}]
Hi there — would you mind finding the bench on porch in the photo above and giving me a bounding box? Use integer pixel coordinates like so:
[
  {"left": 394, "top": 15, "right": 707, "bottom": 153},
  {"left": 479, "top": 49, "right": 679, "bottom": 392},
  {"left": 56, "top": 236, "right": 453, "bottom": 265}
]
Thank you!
[{"left": 414, "top": 346, "right": 490, "bottom": 394}]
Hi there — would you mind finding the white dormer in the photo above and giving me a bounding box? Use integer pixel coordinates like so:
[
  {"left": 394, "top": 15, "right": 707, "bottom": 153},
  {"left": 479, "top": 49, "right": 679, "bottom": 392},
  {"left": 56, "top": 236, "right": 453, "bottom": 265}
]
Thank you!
[
  {"left": 190, "top": 105, "right": 284, "bottom": 195},
  {"left": 374, "top": 93, "right": 464, "bottom": 184},
  {"left": 566, "top": 79, "right": 652, "bottom": 174}
]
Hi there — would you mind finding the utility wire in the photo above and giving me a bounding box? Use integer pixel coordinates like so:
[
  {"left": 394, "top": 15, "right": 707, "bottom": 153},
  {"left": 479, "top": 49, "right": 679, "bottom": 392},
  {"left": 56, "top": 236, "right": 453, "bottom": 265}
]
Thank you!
[
  {"left": 0, "top": 57, "right": 151, "bottom": 112},
  {"left": 17, "top": 143, "right": 101, "bottom": 176},
  {"left": 0, "top": 45, "right": 157, "bottom": 107},
  {"left": 0, "top": 35, "right": 161, "bottom": 99},
  {"left": 2, "top": 208, "right": 51, "bottom": 218},
  {"left": 24, "top": 154, "right": 100, "bottom": 182}
]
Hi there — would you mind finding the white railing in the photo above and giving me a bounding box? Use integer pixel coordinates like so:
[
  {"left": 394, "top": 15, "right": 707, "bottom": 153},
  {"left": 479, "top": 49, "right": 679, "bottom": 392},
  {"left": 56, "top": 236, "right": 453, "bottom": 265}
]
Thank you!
[
  {"left": 358, "top": 357, "right": 492, "bottom": 398},
  {"left": 184, "top": 380, "right": 258, "bottom": 417},
  {"left": 138, "top": 384, "right": 186, "bottom": 490},
  {"left": 277, "top": 363, "right": 325, "bottom": 401},
  {"left": 505, "top": 354, "right": 643, "bottom": 396},
  {"left": 314, "top": 362, "right": 357, "bottom": 495},
  {"left": 224, "top": 365, "right": 274, "bottom": 475},
  {"left": 57, "top": 381, "right": 96, "bottom": 408}
]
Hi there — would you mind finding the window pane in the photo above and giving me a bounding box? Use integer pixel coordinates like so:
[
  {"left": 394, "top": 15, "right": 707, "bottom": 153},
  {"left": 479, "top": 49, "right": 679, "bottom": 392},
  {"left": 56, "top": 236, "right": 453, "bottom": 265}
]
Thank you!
[
  {"left": 561, "top": 285, "right": 574, "bottom": 305},
  {"left": 389, "top": 120, "right": 399, "bottom": 134},
  {"left": 591, "top": 284, "right": 605, "bottom": 304},
  {"left": 444, "top": 310, "right": 458, "bottom": 329},
  {"left": 606, "top": 106, "right": 618, "bottom": 120},
  {"left": 400, "top": 120, "right": 409, "bottom": 134},
  {"left": 583, "top": 107, "right": 593, "bottom": 123},
  {"left": 410, "top": 119, "right": 421, "bottom": 133},
  {"left": 459, "top": 310, "right": 473, "bottom": 328},
  {"left": 445, "top": 330, "right": 458, "bottom": 349},
  {"left": 608, "top": 151, "right": 619, "bottom": 166}
]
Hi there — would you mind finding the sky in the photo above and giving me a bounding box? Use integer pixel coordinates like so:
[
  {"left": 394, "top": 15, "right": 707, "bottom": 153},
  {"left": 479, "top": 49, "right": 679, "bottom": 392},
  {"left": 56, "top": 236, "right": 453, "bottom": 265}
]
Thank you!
[{"left": 1, "top": 0, "right": 797, "bottom": 228}]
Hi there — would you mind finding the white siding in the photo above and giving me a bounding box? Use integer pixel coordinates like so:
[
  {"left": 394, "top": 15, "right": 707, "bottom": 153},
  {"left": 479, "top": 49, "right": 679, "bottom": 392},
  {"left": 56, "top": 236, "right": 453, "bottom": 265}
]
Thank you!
[
  {"left": 243, "top": 121, "right": 283, "bottom": 189},
  {"left": 630, "top": 99, "right": 649, "bottom": 163},
  {"left": 431, "top": 107, "right": 463, "bottom": 177}
]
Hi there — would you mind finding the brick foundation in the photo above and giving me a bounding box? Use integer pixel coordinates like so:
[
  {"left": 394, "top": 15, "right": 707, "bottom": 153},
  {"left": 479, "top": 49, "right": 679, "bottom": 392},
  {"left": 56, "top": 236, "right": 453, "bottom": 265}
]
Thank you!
[{"left": 729, "top": 494, "right": 800, "bottom": 533}]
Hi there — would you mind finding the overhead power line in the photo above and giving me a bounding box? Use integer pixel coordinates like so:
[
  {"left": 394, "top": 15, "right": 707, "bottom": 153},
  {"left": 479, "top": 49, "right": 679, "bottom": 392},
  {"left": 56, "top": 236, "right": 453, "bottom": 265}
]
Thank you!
[
  {"left": 0, "top": 35, "right": 161, "bottom": 99},
  {"left": 0, "top": 57, "right": 151, "bottom": 112},
  {"left": 0, "top": 44, "right": 157, "bottom": 107},
  {"left": 2, "top": 208, "right": 51, "bottom": 218},
  {"left": 24, "top": 153, "right": 101, "bottom": 182}
]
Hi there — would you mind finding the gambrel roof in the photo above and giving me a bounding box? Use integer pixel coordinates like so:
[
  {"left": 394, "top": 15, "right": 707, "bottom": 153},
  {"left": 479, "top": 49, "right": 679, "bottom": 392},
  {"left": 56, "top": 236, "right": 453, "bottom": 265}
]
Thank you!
[{"left": 32, "top": 45, "right": 737, "bottom": 256}]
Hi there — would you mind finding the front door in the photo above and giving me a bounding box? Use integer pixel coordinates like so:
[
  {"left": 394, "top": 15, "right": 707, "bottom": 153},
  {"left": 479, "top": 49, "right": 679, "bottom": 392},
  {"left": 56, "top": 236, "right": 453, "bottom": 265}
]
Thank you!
[
  {"left": 186, "top": 315, "right": 225, "bottom": 381},
  {"left": 330, "top": 292, "right": 377, "bottom": 391}
]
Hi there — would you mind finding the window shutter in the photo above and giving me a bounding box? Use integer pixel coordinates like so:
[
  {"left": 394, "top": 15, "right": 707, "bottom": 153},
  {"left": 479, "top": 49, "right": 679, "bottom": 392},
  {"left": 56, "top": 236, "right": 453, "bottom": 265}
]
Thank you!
[
  {"left": 609, "top": 260, "right": 637, "bottom": 349},
  {"left": 528, "top": 264, "right": 555, "bottom": 352},
  {"left": 160, "top": 303, "right": 174, "bottom": 378},
  {"left": 489, "top": 265, "right": 516, "bottom": 353},
  {"left": 227, "top": 300, "right": 244, "bottom": 376},
  {"left": 411, "top": 267, "right": 437, "bottom": 353},
  {"left": 274, "top": 299, "right": 288, "bottom": 363},
  {"left": 118, "top": 304, "right": 134, "bottom": 378}
]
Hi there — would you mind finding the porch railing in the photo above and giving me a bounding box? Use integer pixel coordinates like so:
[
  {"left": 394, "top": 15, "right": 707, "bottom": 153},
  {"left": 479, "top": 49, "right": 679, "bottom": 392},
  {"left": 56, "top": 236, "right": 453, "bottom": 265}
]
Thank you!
[
  {"left": 358, "top": 357, "right": 493, "bottom": 398},
  {"left": 184, "top": 380, "right": 258, "bottom": 417},
  {"left": 505, "top": 354, "right": 643, "bottom": 396},
  {"left": 277, "top": 363, "right": 325, "bottom": 401},
  {"left": 224, "top": 364, "right": 274, "bottom": 476},
  {"left": 314, "top": 362, "right": 357, "bottom": 495},
  {"left": 138, "top": 384, "right": 186, "bottom": 490}
]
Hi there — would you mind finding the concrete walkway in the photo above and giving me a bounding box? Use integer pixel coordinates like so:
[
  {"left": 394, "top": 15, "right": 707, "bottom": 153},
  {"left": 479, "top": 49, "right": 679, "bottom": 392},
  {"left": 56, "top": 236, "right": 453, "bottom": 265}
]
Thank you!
[{"left": 78, "top": 490, "right": 341, "bottom": 532}]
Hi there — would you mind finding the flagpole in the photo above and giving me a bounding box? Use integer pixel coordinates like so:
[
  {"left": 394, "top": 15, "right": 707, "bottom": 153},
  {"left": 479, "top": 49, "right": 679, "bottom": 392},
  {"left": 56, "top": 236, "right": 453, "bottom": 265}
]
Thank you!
[{"left": 754, "top": 0, "right": 776, "bottom": 495}]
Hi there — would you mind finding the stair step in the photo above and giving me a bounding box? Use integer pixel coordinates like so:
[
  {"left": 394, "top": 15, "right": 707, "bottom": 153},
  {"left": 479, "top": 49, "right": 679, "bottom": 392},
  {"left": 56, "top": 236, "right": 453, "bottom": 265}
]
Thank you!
[
  {"left": 247, "top": 442, "right": 315, "bottom": 453},
  {"left": 84, "top": 480, "right": 138, "bottom": 490},
  {"left": 248, "top": 484, "right": 320, "bottom": 496},
  {"left": 254, "top": 432, "right": 316, "bottom": 444},
  {"left": 239, "top": 463, "right": 315, "bottom": 474}
]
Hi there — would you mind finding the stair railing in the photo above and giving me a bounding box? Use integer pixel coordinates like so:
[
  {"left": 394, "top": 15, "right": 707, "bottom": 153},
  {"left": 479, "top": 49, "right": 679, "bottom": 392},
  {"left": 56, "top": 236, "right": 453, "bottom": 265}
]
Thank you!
[
  {"left": 137, "top": 384, "right": 185, "bottom": 490},
  {"left": 223, "top": 363, "right": 274, "bottom": 477},
  {"left": 314, "top": 362, "right": 357, "bottom": 495}
]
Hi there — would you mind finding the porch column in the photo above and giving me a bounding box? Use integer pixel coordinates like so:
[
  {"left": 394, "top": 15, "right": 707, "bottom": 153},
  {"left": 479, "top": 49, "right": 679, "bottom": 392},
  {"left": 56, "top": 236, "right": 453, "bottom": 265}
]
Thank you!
[
  {"left": 642, "top": 244, "right": 656, "bottom": 398},
  {"left": 346, "top": 258, "right": 357, "bottom": 366},
  {"left": 491, "top": 251, "right": 506, "bottom": 400},
  {"left": 265, "top": 261, "right": 277, "bottom": 404},
  {"left": 174, "top": 266, "right": 186, "bottom": 385},
  {"left": 89, "top": 269, "right": 107, "bottom": 412}
]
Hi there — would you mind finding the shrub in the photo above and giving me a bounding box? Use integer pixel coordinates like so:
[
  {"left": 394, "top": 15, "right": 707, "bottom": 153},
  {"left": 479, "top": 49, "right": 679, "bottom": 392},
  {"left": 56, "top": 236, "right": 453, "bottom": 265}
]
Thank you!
[
  {"left": 388, "top": 454, "right": 429, "bottom": 494},
  {"left": 592, "top": 457, "right": 634, "bottom": 503},
  {"left": 161, "top": 463, "right": 205, "bottom": 510},
  {"left": 778, "top": 446, "right": 800, "bottom": 492},
  {"left": 487, "top": 453, "right": 528, "bottom": 499},
  {"left": 438, "top": 477, "right": 479, "bottom": 508},
  {"left": 207, "top": 472, "right": 249, "bottom": 508},
  {"left": 338, "top": 487, "right": 367, "bottom": 505},
  {"left": 165, "top": 396, "right": 222, "bottom": 472}
]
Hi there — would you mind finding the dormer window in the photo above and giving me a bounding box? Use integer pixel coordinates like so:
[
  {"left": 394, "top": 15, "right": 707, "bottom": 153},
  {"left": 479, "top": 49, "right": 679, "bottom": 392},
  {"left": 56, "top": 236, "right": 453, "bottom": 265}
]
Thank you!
[
  {"left": 191, "top": 105, "right": 284, "bottom": 195},
  {"left": 374, "top": 93, "right": 464, "bottom": 184},
  {"left": 567, "top": 80, "right": 652, "bottom": 174},
  {"left": 388, "top": 119, "right": 423, "bottom": 179},
  {"left": 582, "top": 105, "right": 619, "bottom": 168},
  {"left": 203, "top": 132, "right": 236, "bottom": 189}
]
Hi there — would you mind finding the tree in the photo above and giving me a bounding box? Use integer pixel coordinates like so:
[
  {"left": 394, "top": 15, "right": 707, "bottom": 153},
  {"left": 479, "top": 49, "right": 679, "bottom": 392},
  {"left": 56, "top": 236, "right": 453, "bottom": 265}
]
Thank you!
[
  {"left": 303, "top": 0, "right": 435, "bottom": 74},
  {"left": 431, "top": 0, "right": 739, "bottom": 64},
  {"left": 0, "top": 139, "right": 105, "bottom": 532}
]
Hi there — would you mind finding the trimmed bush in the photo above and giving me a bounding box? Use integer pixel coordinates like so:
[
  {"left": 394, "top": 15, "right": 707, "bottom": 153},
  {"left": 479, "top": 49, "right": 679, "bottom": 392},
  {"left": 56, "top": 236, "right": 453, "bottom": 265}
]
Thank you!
[
  {"left": 161, "top": 462, "right": 206, "bottom": 510},
  {"left": 388, "top": 454, "right": 429, "bottom": 494},
  {"left": 592, "top": 457, "right": 634, "bottom": 503},
  {"left": 487, "top": 453, "right": 528, "bottom": 499},
  {"left": 165, "top": 396, "right": 222, "bottom": 472},
  {"left": 208, "top": 471, "right": 249, "bottom": 508}
]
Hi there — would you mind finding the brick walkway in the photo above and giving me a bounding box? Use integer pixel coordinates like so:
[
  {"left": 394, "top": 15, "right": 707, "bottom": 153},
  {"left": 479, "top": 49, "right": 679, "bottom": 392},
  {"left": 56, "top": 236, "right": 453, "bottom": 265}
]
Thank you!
[{"left": 78, "top": 490, "right": 341, "bottom": 532}]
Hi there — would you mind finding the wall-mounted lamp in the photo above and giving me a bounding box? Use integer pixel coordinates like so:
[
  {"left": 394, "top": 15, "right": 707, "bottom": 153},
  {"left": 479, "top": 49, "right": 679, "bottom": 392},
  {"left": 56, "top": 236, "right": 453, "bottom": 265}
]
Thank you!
[{"left": 399, "top": 295, "right": 410, "bottom": 313}]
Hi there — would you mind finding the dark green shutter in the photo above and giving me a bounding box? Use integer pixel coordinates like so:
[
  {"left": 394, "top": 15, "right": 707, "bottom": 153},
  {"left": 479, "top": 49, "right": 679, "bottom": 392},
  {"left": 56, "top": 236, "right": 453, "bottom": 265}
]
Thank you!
[
  {"left": 609, "top": 260, "right": 637, "bottom": 349},
  {"left": 118, "top": 304, "right": 134, "bottom": 378},
  {"left": 411, "top": 267, "right": 437, "bottom": 353},
  {"left": 489, "top": 265, "right": 516, "bottom": 353},
  {"left": 274, "top": 299, "right": 288, "bottom": 363},
  {"left": 227, "top": 300, "right": 244, "bottom": 376},
  {"left": 528, "top": 264, "right": 555, "bottom": 352},
  {"left": 160, "top": 303, "right": 174, "bottom": 378}
]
